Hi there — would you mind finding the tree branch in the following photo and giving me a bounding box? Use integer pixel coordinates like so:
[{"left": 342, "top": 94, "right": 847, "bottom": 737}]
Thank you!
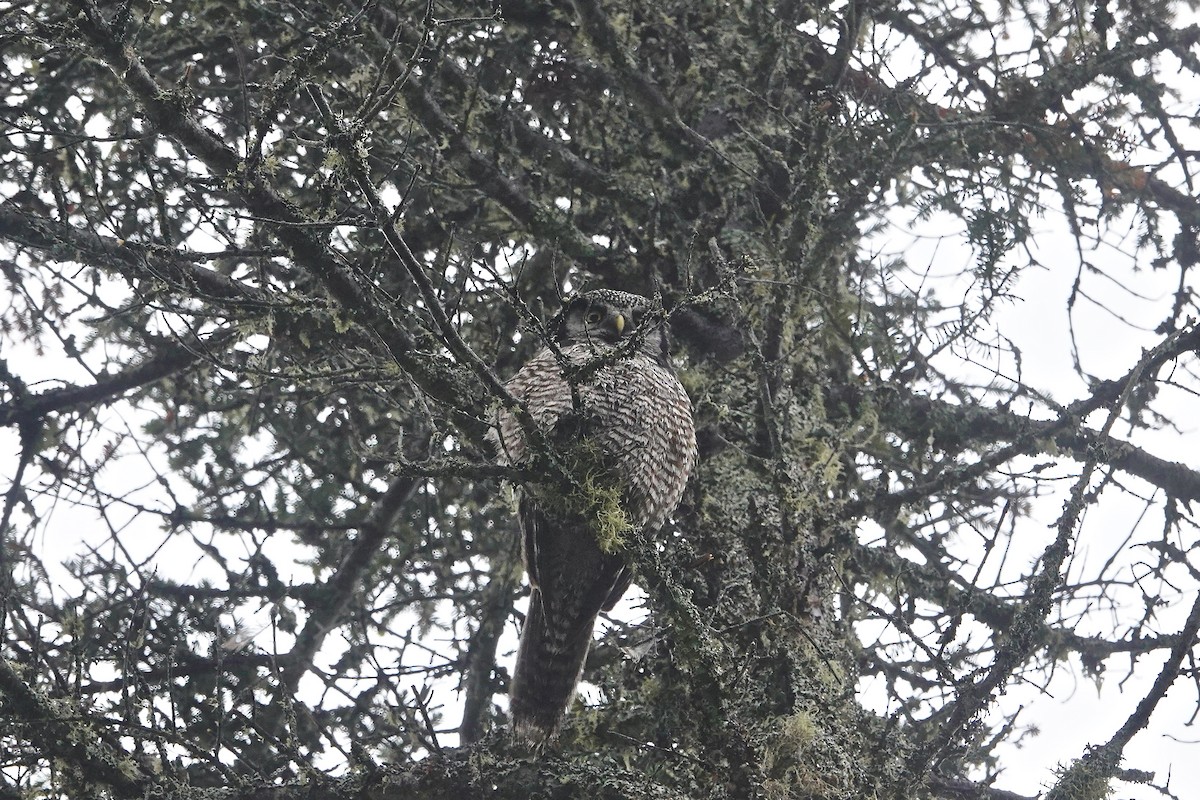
[
  {"left": 0, "top": 658, "right": 149, "bottom": 798},
  {"left": 1045, "top": 567, "right": 1200, "bottom": 800},
  {"left": 902, "top": 328, "right": 1192, "bottom": 779},
  {"left": 70, "top": 0, "right": 486, "bottom": 438},
  {"left": 883, "top": 390, "right": 1200, "bottom": 505},
  {"left": 278, "top": 473, "right": 421, "bottom": 695},
  {"left": 458, "top": 542, "right": 521, "bottom": 744},
  {"left": 0, "top": 328, "right": 238, "bottom": 429},
  {"left": 360, "top": 18, "right": 601, "bottom": 262},
  {"left": 0, "top": 206, "right": 272, "bottom": 305},
  {"left": 928, "top": 775, "right": 1036, "bottom": 800}
]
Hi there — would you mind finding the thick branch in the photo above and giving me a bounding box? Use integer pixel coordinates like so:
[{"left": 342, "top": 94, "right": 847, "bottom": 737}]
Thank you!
[
  {"left": 859, "top": 325, "right": 1200, "bottom": 519},
  {"left": 0, "top": 206, "right": 272, "bottom": 305},
  {"left": 884, "top": 390, "right": 1200, "bottom": 505},
  {"left": 928, "top": 775, "right": 1036, "bottom": 800},
  {"left": 373, "top": 40, "right": 600, "bottom": 261},
  {"left": 0, "top": 328, "right": 237, "bottom": 429},
  {"left": 0, "top": 659, "right": 149, "bottom": 798},
  {"left": 840, "top": 17, "right": 1200, "bottom": 228},
  {"left": 851, "top": 538, "right": 1184, "bottom": 671},
  {"left": 571, "top": 0, "right": 713, "bottom": 159}
]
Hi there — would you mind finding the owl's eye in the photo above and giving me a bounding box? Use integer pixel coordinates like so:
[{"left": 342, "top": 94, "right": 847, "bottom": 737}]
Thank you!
[{"left": 585, "top": 309, "right": 604, "bottom": 325}]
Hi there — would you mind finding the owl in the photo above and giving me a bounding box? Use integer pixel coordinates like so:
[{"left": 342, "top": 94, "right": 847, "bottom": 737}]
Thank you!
[{"left": 493, "top": 289, "right": 697, "bottom": 743}]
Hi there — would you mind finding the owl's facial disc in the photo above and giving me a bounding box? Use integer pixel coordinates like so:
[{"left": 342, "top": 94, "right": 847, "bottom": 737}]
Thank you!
[{"left": 580, "top": 303, "right": 629, "bottom": 343}]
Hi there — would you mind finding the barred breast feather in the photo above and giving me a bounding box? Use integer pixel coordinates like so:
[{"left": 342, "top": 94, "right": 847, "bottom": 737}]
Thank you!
[{"left": 493, "top": 342, "right": 696, "bottom": 531}]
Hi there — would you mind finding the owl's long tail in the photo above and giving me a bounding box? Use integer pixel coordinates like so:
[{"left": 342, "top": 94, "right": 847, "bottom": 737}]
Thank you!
[{"left": 509, "top": 587, "right": 596, "bottom": 743}]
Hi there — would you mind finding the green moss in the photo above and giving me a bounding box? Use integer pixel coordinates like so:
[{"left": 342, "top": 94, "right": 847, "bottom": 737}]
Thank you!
[
  {"left": 581, "top": 469, "right": 632, "bottom": 553},
  {"left": 760, "top": 710, "right": 837, "bottom": 799},
  {"left": 1045, "top": 749, "right": 1118, "bottom": 800},
  {"left": 779, "top": 711, "right": 818, "bottom": 750},
  {"left": 533, "top": 439, "right": 633, "bottom": 554}
]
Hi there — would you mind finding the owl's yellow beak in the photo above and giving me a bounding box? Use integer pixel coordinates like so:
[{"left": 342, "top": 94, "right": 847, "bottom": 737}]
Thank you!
[{"left": 614, "top": 314, "right": 625, "bottom": 335}]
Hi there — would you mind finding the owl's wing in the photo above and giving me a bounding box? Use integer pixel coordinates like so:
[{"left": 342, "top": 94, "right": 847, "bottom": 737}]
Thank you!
[
  {"left": 519, "top": 494, "right": 542, "bottom": 591},
  {"left": 601, "top": 566, "right": 633, "bottom": 612},
  {"left": 518, "top": 496, "right": 625, "bottom": 618}
]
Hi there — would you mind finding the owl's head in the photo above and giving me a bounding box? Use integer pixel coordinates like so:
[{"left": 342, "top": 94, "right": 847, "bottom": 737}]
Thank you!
[{"left": 554, "top": 289, "right": 671, "bottom": 364}]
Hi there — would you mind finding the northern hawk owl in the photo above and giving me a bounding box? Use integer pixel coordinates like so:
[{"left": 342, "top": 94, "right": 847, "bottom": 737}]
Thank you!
[{"left": 493, "top": 289, "right": 697, "bottom": 742}]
